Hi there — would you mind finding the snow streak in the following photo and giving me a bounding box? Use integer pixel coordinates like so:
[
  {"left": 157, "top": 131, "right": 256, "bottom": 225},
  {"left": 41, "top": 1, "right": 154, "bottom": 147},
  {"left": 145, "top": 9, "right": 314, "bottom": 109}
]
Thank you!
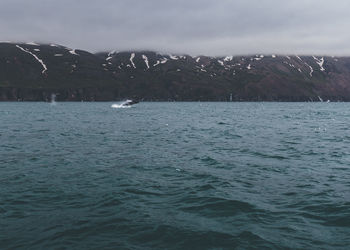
[
  {"left": 130, "top": 53, "right": 136, "bottom": 68},
  {"left": 16, "top": 45, "right": 47, "bottom": 74},
  {"left": 142, "top": 55, "right": 150, "bottom": 69}
]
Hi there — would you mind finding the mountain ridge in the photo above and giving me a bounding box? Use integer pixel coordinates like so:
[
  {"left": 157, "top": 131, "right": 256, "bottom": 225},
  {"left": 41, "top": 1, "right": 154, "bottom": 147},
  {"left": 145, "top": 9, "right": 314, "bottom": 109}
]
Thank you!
[{"left": 1, "top": 42, "right": 350, "bottom": 101}]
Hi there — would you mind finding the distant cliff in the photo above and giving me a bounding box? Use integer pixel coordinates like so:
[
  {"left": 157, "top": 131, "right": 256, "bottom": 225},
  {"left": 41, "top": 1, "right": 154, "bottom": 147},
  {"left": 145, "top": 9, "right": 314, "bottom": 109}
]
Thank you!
[{"left": 1, "top": 42, "right": 350, "bottom": 101}]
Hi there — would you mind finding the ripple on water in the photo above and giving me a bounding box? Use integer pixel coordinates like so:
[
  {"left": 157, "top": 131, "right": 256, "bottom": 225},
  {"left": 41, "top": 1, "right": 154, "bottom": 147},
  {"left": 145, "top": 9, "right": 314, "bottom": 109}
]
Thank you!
[
  {"left": 179, "top": 196, "right": 261, "bottom": 218},
  {"left": 1, "top": 102, "right": 350, "bottom": 249}
]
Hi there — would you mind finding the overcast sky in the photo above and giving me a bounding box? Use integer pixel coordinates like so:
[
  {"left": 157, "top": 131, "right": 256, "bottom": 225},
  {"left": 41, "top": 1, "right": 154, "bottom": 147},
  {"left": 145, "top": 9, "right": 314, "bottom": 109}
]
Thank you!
[{"left": 1, "top": 0, "right": 350, "bottom": 56}]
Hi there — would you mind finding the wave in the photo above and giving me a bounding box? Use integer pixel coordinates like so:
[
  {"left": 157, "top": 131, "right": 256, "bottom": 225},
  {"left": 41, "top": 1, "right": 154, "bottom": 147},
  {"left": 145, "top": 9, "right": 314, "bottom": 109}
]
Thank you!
[{"left": 179, "top": 196, "right": 260, "bottom": 217}]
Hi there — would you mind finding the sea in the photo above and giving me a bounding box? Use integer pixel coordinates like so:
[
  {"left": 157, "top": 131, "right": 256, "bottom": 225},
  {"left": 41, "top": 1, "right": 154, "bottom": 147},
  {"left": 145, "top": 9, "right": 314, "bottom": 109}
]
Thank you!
[{"left": 1, "top": 102, "right": 350, "bottom": 249}]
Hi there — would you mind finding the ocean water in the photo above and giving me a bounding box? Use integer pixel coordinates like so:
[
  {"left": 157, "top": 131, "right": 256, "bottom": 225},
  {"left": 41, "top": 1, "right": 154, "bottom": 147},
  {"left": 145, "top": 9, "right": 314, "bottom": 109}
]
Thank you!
[{"left": 1, "top": 102, "right": 350, "bottom": 249}]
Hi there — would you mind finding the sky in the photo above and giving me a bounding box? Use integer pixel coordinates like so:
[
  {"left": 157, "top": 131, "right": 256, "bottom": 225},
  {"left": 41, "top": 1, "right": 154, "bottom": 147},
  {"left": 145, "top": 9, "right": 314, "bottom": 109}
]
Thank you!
[{"left": 1, "top": 0, "right": 350, "bottom": 56}]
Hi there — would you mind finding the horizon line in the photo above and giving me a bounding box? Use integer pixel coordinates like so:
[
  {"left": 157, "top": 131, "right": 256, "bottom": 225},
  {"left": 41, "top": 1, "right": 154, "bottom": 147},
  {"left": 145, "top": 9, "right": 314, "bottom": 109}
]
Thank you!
[{"left": 1, "top": 41, "right": 349, "bottom": 58}]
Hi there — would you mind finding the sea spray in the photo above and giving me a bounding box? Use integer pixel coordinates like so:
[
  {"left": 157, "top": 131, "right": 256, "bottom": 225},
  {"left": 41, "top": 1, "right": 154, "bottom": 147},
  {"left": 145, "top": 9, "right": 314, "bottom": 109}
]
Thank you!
[
  {"left": 111, "top": 100, "right": 133, "bottom": 109},
  {"left": 50, "top": 93, "right": 57, "bottom": 105}
]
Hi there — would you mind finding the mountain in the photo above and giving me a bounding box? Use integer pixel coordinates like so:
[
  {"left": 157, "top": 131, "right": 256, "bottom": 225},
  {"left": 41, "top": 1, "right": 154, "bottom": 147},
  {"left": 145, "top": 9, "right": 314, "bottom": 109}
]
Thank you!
[{"left": 1, "top": 42, "right": 350, "bottom": 101}]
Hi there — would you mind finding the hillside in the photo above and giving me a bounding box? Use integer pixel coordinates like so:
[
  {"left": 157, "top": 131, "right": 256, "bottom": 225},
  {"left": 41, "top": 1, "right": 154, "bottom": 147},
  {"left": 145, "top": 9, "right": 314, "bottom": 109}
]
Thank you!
[{"left": 1, "top": 42, "right": 350, "bottom": 101}]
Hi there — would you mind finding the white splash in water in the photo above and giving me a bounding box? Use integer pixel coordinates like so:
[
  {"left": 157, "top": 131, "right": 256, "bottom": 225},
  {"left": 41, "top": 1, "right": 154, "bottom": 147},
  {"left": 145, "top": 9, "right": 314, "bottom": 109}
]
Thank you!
[
  {"left": 111, "top": 99, "right": 133, "bottom": 109},
  {"left": 50, "top": 93, "right": 57, "bottom": 105}
]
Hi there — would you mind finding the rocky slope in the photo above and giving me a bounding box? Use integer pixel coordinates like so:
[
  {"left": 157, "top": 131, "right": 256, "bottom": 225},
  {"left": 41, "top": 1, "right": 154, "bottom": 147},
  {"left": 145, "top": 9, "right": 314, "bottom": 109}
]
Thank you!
[{"left": 1, "top": 42, "right": 350, "bottom": 101}]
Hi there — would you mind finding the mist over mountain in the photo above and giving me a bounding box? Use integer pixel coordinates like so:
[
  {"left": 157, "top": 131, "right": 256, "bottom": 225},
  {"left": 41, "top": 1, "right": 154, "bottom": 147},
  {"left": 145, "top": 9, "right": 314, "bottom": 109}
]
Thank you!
[{"left": 1, "top": 42, "right": 350, "bottom": 101}]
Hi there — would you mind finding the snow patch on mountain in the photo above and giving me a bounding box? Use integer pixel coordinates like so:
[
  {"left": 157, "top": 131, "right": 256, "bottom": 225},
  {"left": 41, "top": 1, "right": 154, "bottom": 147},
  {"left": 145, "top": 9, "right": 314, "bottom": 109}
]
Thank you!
[
  {"left": 69, "top": 49, "right": 79, "bottom": 56},
  {"left": 313, "top": 56, "right": 325, "bottom": 71},
  {"left": 284, "top": 61, "right": 295, "bottom": 68},
  {"left": 153, "top": 60, "right": 160, "bottom": 67},
  {"left": 130, "top": 53, "right": 136, "bottom": 68},
  {"left": 160, "top": 58, "right": 168, "bottom": 64},
  {"left": 108, "top": 50, "right": 116, "bottom": 56},
  {"left": 224, "top": 56, "right": 233, "bottom": 62},
  {"left": 169, "top": 55, "right": 179, "bottom": 60},
  {"left": 142, "top": 55, "right": 150, "bottom": 69},
  {"left": 16, "top": 45, "right": 47, "bottom": 74},
  {"left": 305, "top": 62, "right": 314, "bottom": 77},
  {"left": 26, "top": 42, "right": 39, "bottom": 46}
]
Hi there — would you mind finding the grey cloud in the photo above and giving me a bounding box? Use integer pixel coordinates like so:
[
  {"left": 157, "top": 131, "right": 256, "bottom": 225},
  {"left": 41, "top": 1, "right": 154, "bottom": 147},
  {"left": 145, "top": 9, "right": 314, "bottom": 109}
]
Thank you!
[{"left": 0, "top": 0, "right": 350, "bottom": 56}]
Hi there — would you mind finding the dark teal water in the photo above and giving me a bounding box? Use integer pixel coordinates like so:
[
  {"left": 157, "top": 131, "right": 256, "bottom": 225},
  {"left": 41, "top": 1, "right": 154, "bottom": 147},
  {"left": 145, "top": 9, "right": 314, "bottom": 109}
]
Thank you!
[{"left": 1, "top": 102, "right": 350, "bottom": 249}]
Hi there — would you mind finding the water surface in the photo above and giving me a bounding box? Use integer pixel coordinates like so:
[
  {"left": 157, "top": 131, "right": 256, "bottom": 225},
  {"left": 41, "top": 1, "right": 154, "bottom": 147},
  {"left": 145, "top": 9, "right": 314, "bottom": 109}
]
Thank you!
[{"left": 1, "top": 102, "right": 350, "bottom": 249}]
